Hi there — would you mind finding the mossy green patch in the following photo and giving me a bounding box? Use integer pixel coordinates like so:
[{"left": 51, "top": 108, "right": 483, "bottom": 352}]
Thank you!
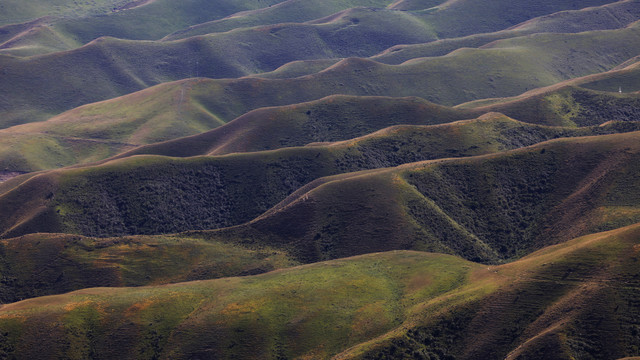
[
  {"left": 2, "top": 222, "right": 640, "bottom": 359},
  {"left": 0, "top": 233, "right": 298, "bottom": 303}
]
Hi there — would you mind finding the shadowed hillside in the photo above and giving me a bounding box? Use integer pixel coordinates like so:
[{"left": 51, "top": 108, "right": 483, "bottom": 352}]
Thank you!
[
  {"left": 0, "top": 222, "right": 638, "bottom": 359},
  {"left": 2, "top": 126, "right": 640, "bottom": 265},
  {"left": 374, "top": 0, "right": 640, "bottom": 64},
  {"left": 2, "top": 13, "right": 639, "bottom": 127},
  {"left": 116, "top": 95, "right": 474, "bottom": 159},
  {"left": 120, "top": 87, "right": 640, "bottom": 160},
  {"left": 190, "top": 131, "right": 640, "bottom": 264},
  {"left": 0, "top": 233, "right": 298, "bottom": 303},
  {"left": 3, "top": 74, "right": 639, "bottom": 172}
]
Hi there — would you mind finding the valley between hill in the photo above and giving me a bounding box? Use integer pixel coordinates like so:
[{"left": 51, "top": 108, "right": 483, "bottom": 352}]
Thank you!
[{"left": 0, "top": 1, "right": 639, "bottom": 359}]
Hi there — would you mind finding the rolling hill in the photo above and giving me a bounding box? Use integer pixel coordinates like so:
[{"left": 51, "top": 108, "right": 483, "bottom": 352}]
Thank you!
[
  {"left": 191, "top": 130, "right": 640, "bottom": 264},
  {"left": 0, "top": 232, "right": 298, "bottom": 304},
  {"left": 1, "top": 3, "right": 638, "bottom": 127},
  {"left": 2, "top": 125, "right": 640, "bottom": 266},
  {"left": 0, "top": 221, "right": 637, "bottom": 359},
  {"left": 1, "top": 1, "right": 639, "bottom": 358},
  {"left": 1, "top": 78, "right": 636, "bottom": 172}
]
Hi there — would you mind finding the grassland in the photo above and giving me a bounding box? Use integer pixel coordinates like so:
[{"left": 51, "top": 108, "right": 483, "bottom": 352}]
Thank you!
[
  {"left": 2, "top": 125, "right": 640, "bottom": 267},
  {"left": 0, "top": 2, "right": 639, "bottom": 358},
  {"left": 187, "top": 131, "right": 640, "bottom": 264},
  {"left": 0, "top": 221, "right": 637, "bottom": 359},
  {"left": 0, "top": 76, "right": 637, "bottom": 172},
  {"left": 2, "top": 8, "right": 639, "bottom": 127},
  {"left": 0, "top": 233, "right": 297, "bottom": 304},
  {"left": 162, "top": 0, "right": 398, "bottom": 40},
  {"left": 2, "top": 0, "right": 620, "bottom": 57},
  {"left": 120, "top": 88, "right": 640, "bottom": 159},
  {"left": 0, "top": 0, "right": 130, "bottom": 25},
  {"left": 374, "top": 0, "right": 640, "bottom": 64}
]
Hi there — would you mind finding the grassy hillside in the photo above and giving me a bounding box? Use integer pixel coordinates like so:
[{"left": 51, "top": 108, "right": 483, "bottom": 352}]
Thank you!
[
  {"left": 3, "top": 76, "right": 638, "bottom": 172},
  {"left": 119, "top": 95, "right": 473, "bottom": 158},
  {"left": 0, "top": 233, "right": 297, "bottom": 303},
  {"left": 3, "top": 123, "right": 640, "bottom": 262},
  {"left": 0, "top": 250, "right": 482, "bottom": 360},
  {"left": 121, "top": 88, "right": 640, "bottom": 160},
  {"left": 0, "top": 2, "right": 638, "bottom": 358},
  {"left": 183, "top": 131, "right": 640, "bottom": 264},
  {"left": 2, "top": 80, "right": 226, "bottom": 146},
  {"left": 5, "top": 0, "right": 289, "bottom": 38},
  {"left": 374, "top": 0, "right": 640, "bottom": 64},
  {"left": 3, "top": 13, "right": 640, "bottom": 127},
  {"left": 0, "top": 222, "right": 638, "bottom": 359},
  {"left": 0, "top": 132, "right": 135, "bottom": 172},
  {"left": 1, "top": 0, "right": 618, "bottom": 57},
  {"left": 418, "top": 0, "right": 618, "bottom": 38},
  {"left": 162, "top": 0, "right": 397, "bottom": 40},
  {"left": 0, "top": 0, "right": 129, "bottom": 25},
  {"left": 458, "top": 60, "right": 640, "bottom": 109},
  {"left": 342, "top": 223, "right": 640, "bottom": 359},
  {"left": 472, "top": 85, "right": 640, "bottom": 127}
]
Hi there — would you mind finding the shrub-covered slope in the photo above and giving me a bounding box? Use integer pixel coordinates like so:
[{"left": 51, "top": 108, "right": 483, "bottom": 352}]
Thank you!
[
  {"left": 2, "top": 17, "right": 639, "bottom": 127},
  {"left": 120, "top": 87, "right": 640, "bottom": 160},
  {"left": 194, "top": 131, "right": 640, "bottom": 263},
  {"left": 0, "top": 233, "right": 297, "bottom": 304},
  {"left": 0, "top": 222, "right": 638, "bottom": 359},
  {"left": 3, "top": 76, "right": 639, "bottom": 172},
  {"left": 3, "top": 125, "right": 640, "bottom": 264}
]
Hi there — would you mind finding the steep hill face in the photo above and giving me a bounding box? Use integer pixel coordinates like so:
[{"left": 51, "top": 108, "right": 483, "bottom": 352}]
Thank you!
[
  {"left": 0, "top": 222, "right": 637, "bottom": 359},
  {"left": 201, "top": 131, "right": 640, "bottom": 263},
  {"left": 0, "top": 1, "right": 636, "bottom": 127},
  {"left": 3, "top": 128, "right": 640, "bottom": 265},
  {"left": 1, "top": 78, "right": 638, "bottom": 173},
  {"left": 1, "top": 1, "right": 640, "bottom": 359}
]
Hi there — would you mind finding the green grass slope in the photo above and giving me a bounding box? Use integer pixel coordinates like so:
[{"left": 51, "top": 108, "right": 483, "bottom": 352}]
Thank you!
[
  {"left": 419, "top": 0, "right": 618, "bottom": 39},
  {"left": 0, "top": 0, "right": 129, "bottom": 26},
  {"left": 245, "top": 58, "right": 340, "bottom": 79},
  {"left": 374, "top": 0, "right": 640, "bottom": 64},
  {"left": 155, "top": 0, "right": 620, "bottom": 43},
  {"left": 470, "top": 85, "right": 640, "bottom": 127},
  {"left": 0, "top": 233, "right": 297, "bottom": 304},
  {"left": 2, "top": 0, "right": 617, "bottom": 57},
  {"left": 3, "top": 119, "right": 640, "bottom": 262},
  {"left": 3, "top": 13, "right": 640, "bottom": 127},
  {"left": 2, "top": 80, "right": 225, "bottom": 145},
  {"left": 121, "top": 87, "right": 640, "bottom": 160},
  {"left": 0, "top": 132, "right": 135, "bottom": 172},
  {"left": 187, "top": 131, "right": 640, "bottom": 264},
  {"left": 119, "top": 95, "right": 473, "bottom": 158},
  {"left": 3, "top": 73, "right": 638, "bottom": 172},
  {"left": 162, "top": 0, "right": 396, "bottom": 40},
  {"left": 0, "top": 222, "right": 638, "bottom": 359},
  {"left": 0, "top": 20, "right": 85, "bottom": 57},
  {"left": 6, "top": 0, "right": 289, "bottom": 41},
  {"left": 510, "top": 0, "right": 640, "bottom": 33},
  {"left": 341, "top": 222, "right": 640, "bottom": 359},
  {"left": 0, "top": 0, "right": 297, "bottom": 56},
  {"left": 458, "top": 60, "right": 640, "bottom": 109}
]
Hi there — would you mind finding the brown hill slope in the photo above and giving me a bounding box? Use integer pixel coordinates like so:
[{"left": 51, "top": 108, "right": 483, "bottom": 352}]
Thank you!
[
  {"left": 117, "top": 86, "right": 640, "bottom": 160},
  {"left": 2, "top": 23, "right": 639, "bottom": 127},
  {"left": 3, "top": 127, "right": 640, "bottom": 265},
  {"left": 0, "top": 222, "right": 637, "bottom": 359},
  {"left": 192, "top": 131, "right": 640, "bottom": 264}
]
